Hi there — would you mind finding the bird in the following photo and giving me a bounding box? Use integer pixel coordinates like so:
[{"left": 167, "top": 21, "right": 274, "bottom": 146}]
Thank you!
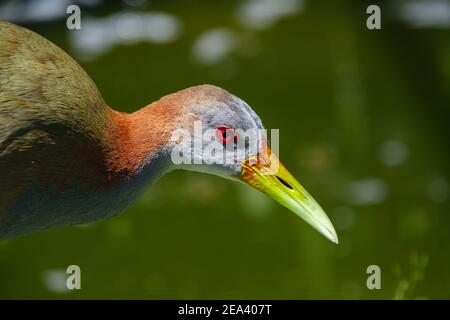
[{"left": 0, "top": 20, "right": 338, "bottom": 243}]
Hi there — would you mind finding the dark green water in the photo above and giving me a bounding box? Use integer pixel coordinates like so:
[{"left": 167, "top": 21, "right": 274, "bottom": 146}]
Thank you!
[{"left": 0, "top": 0, "right": 449, "bottom": 299}]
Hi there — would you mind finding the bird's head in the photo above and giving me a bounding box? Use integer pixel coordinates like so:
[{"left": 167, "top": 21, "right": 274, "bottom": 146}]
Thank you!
[{"left": 162, "top": 85, "right": 338, "bottom": 243}]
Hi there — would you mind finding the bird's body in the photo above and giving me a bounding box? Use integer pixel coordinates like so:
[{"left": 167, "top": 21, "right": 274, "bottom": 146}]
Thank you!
[
  {"left": 0, "top": 20, "right": 338, "bottom": 243},
  {"left": 0, "top": 20, "right": 177, "bottom": 238}
]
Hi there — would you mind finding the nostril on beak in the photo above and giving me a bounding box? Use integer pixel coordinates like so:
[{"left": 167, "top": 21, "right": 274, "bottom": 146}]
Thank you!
[{"left": 276, "top": 176, "right": 293, "bottom": 190}]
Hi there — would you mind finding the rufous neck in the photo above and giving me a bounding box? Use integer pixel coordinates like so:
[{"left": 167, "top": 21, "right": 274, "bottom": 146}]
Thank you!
[{"left": 105, "top": 101, "right": 178, "bottom": 177}]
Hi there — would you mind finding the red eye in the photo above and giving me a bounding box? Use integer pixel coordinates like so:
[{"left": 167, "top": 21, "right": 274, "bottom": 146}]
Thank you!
[{"left": 216, "top": 125, "right": 236, "bottom": 145}]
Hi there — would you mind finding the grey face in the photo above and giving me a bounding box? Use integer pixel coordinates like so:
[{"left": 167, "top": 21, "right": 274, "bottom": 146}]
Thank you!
[{"left": 170, "top": 86, "right": 266, "bottom": 180}]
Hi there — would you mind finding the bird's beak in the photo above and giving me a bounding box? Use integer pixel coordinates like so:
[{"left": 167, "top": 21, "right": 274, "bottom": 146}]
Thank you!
[{"left": 240, "top": 145, "right": 338, "bottom": 244}]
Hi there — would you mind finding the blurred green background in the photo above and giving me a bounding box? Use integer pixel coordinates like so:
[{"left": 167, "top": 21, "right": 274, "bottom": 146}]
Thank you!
[{"left": 0, "top": 0, "right": 449, "bottom": 299}]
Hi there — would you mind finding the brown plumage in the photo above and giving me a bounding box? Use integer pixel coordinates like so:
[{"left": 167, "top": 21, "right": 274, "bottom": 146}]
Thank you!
[{"left": 0, "top": 20, "right": 222, "bottom": 237}]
